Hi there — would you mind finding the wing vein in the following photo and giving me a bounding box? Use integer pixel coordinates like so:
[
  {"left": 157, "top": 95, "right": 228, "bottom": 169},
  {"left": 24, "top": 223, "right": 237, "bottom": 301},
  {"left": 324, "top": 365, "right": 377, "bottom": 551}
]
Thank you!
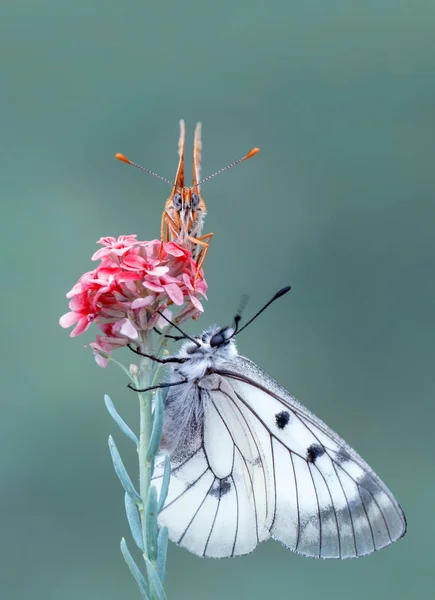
[
  {"left": 231, "top": 474, "right": 239, "bottom": 557},
  {"left": 178, "top": 477, "right": 216, "bottom": 544},
  {"left": 290, "top": 450, "right": 301, "bottom": 551},
  {"left": 162, "top": 467, "right": 208, "bottom": 512},
  {"left": 208, "top": 396, "right": 260, "bottom": 543},
  {"left": 218, "top": 385, "right": 269, "bottom": 520},
  {"left": 203, "top": 479, "right": 221, "bottom": 556},
  {"left": 331, "top": 461, "right": 358, "bottom": 556},
  {"left": 308, "top": 462, "right": 322, "bottom": 558},
  {"left": 313, "top": 463, "right": 341, "bottom": 557}
]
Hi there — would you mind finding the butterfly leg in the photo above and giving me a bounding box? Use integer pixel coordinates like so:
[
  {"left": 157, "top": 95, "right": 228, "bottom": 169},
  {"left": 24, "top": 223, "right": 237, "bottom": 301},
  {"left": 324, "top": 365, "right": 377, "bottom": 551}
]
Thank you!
[
  {"left": 153, "top": 327, "right": 185, "bottom": 341},
  {"left": 128, "top": 377, "right": 188, "bottom": 393},
  {"left": 187, "top": 232, "right": 214, "bottom": 288},
  {"left": 160, "top": 210, "right": 168, "bottom": 243},
  {"left": 127, "top": 344, "right": 185, "bottom": 364},
  {"left": 160, "top": 211, "right": 180, "bottom": 260}
]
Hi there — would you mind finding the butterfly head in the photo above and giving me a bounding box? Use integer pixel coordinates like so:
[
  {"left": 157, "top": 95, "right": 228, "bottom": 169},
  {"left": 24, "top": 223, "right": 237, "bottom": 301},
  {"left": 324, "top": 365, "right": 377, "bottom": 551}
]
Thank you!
[
  {"left": 179, "top": 325, "right": 237, "bottom": 363},
  {"left": 172, "top": 187, "right": 204, "bottom": 216}
]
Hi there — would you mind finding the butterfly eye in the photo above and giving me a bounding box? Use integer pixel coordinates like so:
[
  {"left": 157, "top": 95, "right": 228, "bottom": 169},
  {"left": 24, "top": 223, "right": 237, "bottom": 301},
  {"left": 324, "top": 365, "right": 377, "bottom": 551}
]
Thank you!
[
  {"left": 191, "top": 192, "right": 200, "bottom": 208},
  {"left": 210, "top": 332, "right": 225, "bottom": 348},
  {"left": 173, "top": 193, "right": 182, "bottom": 210}
]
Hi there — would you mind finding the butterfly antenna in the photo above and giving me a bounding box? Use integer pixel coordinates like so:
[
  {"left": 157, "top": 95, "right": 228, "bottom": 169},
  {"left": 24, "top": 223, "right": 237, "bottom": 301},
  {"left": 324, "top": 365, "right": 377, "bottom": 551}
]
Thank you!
[
  {"left": 196, "top": 147, "right": 260, "bottom": 187},
  {"left": 156, "top": 311, "right": 201, "bottom": 347},
  {"left": 115, "top": 153, "right": 181, "bottom": 190},
  {"left": 232, "top": 286, "right": 291, "bottom": 337},
  {"left": 232, "top": 293, "right": 250, "bottom": 335}
]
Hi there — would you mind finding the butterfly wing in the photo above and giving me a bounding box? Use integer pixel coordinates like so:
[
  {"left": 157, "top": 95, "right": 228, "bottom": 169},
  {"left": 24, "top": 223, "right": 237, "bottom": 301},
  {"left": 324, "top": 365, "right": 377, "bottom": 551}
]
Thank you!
[
  {"left": 192, "top": 122, "right": 202, "bottom": 192},
  {"left": 174, "top": 118, "right": 185, "bottom": 190},
  {"left": 152, "top": 375, "right": 272, "bottom": 558},
  {"left": 214, "top": 356, "right": 407, "bottom": 558}
]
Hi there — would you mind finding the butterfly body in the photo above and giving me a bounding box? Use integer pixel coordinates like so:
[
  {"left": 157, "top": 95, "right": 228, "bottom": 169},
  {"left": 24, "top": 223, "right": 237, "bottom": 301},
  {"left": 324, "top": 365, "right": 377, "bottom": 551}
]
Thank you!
[
  {"left": 116, "top": 120, "right": 259, "bottom": 278},
  {"left": 162, "top": 120, "right": 212, "bottom": 267},
  {"left": 163, "top": 187, "right": 206, "bottom": 250},
  {"left": 152, "top": 325, "right": 407, "bottom": 559}
]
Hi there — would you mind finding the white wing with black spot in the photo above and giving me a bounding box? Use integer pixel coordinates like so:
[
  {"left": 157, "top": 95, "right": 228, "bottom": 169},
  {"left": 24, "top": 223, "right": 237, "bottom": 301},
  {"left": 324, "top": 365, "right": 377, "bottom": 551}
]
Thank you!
[
  {"left": 152, "top": 356, "right": 406, "bottom": 559},
  {"left": 216, "top": 356, "right": 407, "bottom": 558},
  {"left": 152, "top": 375, "right": 272, "bottom": 558}
]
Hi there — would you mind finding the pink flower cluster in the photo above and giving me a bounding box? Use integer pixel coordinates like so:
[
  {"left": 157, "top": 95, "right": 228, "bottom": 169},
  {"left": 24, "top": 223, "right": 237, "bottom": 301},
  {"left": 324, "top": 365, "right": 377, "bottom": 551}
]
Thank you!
[{"left": 59, "top": 235, "right": 207, "bottom": 367}]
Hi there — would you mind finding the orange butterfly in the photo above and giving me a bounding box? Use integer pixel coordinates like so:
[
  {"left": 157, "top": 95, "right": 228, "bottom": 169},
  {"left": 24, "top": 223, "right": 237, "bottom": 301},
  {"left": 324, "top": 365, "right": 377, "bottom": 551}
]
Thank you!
[{"left": 116, "top": 120, "right": 259, "bottom": 278}]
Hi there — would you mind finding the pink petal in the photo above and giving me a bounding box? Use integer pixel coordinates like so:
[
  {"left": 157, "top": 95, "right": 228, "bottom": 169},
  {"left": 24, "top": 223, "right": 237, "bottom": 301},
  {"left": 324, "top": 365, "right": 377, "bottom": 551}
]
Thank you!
[
  {"left": 189, "top": 294, "right": 204, "bottom": 312},
  {"left": 96, "top": 236, "right": 117, "bottom": 246},
  {"left": 122, "top": 280, "right": 140, "bottom": 294},
  {"left": 182, "top": 273, "right": 194, "bottom": 292},
  {"left": 119, "top": 318, "right": 138, "bottom": 339},
  {"left": 143, "top": 280, "right": 164, "bottom": 293},
  {"left": 123, "top": 254, "right": 146, "bottom": 270},
  {"left": 94, "top": 352, "right": 109, "bottom": 368},
  {"left": 91, "top": 248, "right": 110, "bottom": 261},
  {"left": 59, "top": 312, "right": 79, "bottom": 328},
  {"left": 100, "top": 308, "right": 126, "bottom": 318},
  {"left": 164, "top": 242, "right": 187, "bottom": 257},
  {"left": 70, "top": 317, "right": 91, "bottom": 337},
  {"left": 164, "top": 283, "right": 184, "bottom": 306},
  {"left": 131, "top": 296, "right": 155, "bottom": 309},
  {"left": 156, "top": 308, "right": 173, "bottom": 328},
  {"left": 146, "top": 266, "right": 169, "bottom": 277}
]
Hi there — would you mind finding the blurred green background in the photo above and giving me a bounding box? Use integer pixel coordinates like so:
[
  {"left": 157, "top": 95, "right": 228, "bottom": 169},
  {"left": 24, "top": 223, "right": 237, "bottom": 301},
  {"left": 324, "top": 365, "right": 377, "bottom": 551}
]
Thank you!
[{"left": 1, "top": 1, "right": 434, "bottom": 598}]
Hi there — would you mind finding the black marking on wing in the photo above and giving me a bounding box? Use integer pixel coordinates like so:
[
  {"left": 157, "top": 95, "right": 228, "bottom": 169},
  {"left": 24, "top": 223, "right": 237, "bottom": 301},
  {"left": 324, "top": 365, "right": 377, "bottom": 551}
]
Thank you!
[
  {"left": 218, "top": 376, "right": 400, "bottom": 558},
  {"left": 209, "top": 477, "right": 232, "bottom": 498},
  {"left": 307, "top": 443, "right": 325, "bottom": 463},
  {"left": 275, "top": 410, "right": 290, "bottom": 429},
  {"left": 336, "top": 446, "right": 351, "bottom": 464},
  {"left": 339, "top": 462, "right": 392, "bottom": 545},
  {"left": 217, "top": 368, "right": 405, "bottom": 530}
]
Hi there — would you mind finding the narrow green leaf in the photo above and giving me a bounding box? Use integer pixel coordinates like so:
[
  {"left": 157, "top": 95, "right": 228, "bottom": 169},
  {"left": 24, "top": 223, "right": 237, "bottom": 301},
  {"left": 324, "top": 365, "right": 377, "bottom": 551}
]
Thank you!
[
  {"left": 145, "top": 485, "right": 159, "bottom": 561},
  {"left": 120, "top": 538, "right": 150, "bottom": 600},
  {"left": 146, "top": 391, "right": 164, "bottom": 462},
  {"left": 108, "top": 436, "right": 141, "bottom": 505},
  {"left": 144, "top": 556, "right": 167, "bottom": 600},
  {"left": 104, "top": 395, "right": 139, "bottom": 446},
  {"left": 124, "top": 492, "right": 144, "bottom": 551},
  {"left": 156, "top": 527, "right": 169, "bottom": 584},
  {"left": 157, "top": 456, "right": 171, "bottom": 513}
]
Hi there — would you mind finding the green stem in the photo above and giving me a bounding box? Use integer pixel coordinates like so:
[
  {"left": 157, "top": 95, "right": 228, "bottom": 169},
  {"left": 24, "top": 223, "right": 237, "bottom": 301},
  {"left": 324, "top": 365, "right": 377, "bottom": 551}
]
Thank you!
[
  {"left": 138, "top": 390, "right": 153, "bottom": 553},
  {"left": 132, "top": 333, "right": 168, "bottom": 600},
  {"left": 137, "top": 336, "right": 154, "bottom": 559}
]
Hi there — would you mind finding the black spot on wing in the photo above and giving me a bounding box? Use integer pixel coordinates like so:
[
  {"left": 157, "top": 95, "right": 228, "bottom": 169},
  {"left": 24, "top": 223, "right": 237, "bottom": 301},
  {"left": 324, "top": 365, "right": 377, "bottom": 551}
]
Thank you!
[
  {"left": 209, "top": 477, "right": 232, "bottom": 498},
  {"left": 336, "top": 446, "right": 351, "bottom": 464},
  {"left": 306, "top": 443, "right": 325, "bottom": 463},
  {"left": 275, "top": 410, "right": 290, "bottom": 429}
]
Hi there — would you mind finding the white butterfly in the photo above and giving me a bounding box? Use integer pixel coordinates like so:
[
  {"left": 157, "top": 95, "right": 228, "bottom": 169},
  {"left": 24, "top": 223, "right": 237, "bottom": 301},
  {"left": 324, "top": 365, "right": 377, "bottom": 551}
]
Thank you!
[{"left": 132, "top": 287, "right": 407, "bottom": 559}]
